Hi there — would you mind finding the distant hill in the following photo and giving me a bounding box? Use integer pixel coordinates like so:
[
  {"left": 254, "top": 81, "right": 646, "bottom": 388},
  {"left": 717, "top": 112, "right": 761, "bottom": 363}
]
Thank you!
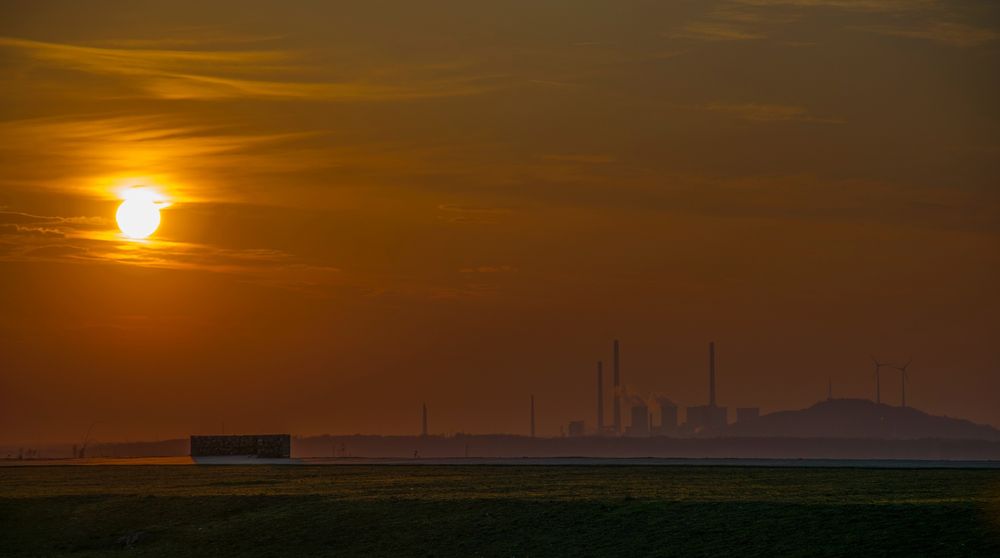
[{"left": 723, "top": 399, "right": 1000, "bottom": 441}]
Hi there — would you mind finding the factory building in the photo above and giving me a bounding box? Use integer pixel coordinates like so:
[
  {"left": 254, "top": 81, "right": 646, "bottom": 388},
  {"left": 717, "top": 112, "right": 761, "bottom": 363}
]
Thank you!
[
  {"left": 626, "top": 404, "right": 650, "bottom": 436},
  {"left": 568, "top": 420, "right": 586, "bottom": 437},
  {"left": 656, "top": 398, "right": 678, "bottom": 434},
  {"left": 736, "top": 407, "right": 760, "bottom": 423},
  {"left": 588, "top": 338, "right": 750, "bottom": 437},
  {"left": 685, "top": 405, "right": 727, "bottom": 431},
  {"left": 190, "top": 435, "right": 291, "bottom": 458},
  {"left": 685, "top": 341, "right": 727, "bottom": 432}
]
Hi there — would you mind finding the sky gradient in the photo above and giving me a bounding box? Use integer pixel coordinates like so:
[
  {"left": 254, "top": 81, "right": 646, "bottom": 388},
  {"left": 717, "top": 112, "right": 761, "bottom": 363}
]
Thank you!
[{"left": 1, "top": 0, "right": 998, "bottom": 444}]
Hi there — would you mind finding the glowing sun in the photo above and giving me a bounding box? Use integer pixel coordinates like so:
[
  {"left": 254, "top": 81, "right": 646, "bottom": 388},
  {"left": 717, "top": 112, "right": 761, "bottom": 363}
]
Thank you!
[{"left": 116, "top": 189, "right": 165, "bottom": 239}]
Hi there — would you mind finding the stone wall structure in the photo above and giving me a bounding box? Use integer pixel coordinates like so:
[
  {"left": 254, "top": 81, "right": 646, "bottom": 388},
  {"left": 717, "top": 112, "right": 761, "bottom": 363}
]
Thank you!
[{"left": 190, "top": 434, "right": 291, "bottom": 458}]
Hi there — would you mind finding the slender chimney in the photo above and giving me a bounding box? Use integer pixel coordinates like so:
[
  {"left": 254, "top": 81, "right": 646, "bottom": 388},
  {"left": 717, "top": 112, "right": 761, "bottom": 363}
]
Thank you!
[
  {"left": 530, "top": 395, "right": 536, "bottom": 438},
  {"left": 709, "top": 341, "right": 716, "bottom": 408},
  {"left": 421, "top": 403, "right": 428, "bottom": 437},
  {"left": 597, "top": 361, "right": 604, "bottom": 433},
  {"left": 613, "top": 340, "right": 621, "bottom": 434}
]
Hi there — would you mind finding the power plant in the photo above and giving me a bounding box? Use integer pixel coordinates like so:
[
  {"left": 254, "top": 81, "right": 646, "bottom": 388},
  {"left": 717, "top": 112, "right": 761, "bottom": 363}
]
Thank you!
[
  {"left": 683, "top": 342, "right": 728, "bottom": 433},
  {"left": 415, "top": 341, "right": 909, "bottom": 439},
  {"left": 657, "top": 397, "right": 678, "bottom": 432},
  {"left": 736, "top": 407, "right": 760, "bottom": 423},
  {"left": 585, "top": 340, "right": 732, "bottom": 436},
  {"left": 626, "top": 404, "right": 649, "bottom": 437}
]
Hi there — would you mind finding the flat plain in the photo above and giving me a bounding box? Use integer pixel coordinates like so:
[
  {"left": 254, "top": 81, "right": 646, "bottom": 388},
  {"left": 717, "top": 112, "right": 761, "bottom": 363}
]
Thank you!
[{"left": 2, "top": 464, "right": 999, "bottom": 556}]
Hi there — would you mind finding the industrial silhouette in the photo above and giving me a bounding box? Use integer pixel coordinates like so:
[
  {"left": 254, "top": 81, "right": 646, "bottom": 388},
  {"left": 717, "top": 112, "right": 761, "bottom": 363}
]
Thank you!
[
  {"left": 559, "top": 340, "right": 925, "bottom": 440},
  {"left": 54, "top": 339, "right": 969, "bottom": 463},
  {"left": 40, "top": 340, "right": 1000, "bottom": 463},
  {"left": 681, "top": 342, "right": 729, "bottom": 433},
  {"left": 871, "top": 356, "right": 893, "bottom": 405},
  {"left": 895, "top": 359, "right": 912, "bottom": 408}
]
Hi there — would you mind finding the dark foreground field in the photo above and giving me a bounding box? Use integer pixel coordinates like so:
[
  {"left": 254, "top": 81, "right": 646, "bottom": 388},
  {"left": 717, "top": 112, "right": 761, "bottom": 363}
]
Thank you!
[{"left": 2, "top": 465, "right": 999, "bottom": 557}]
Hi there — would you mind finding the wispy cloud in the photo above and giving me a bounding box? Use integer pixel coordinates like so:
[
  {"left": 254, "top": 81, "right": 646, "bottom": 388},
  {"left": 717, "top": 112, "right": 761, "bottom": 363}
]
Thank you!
[
  {"left": 436, "top": 204, "right": 513, "bottom": 225},
  {"left": 0, "top": 36, "right": 503, "bottom": 102},
  {"left": 0, "top": 36, "right": 288, "bottom": 71},
  {"left": 665, "top": 22, "right": 766, "bottom": 42},
  {"left": 0, "top": 114, "right": 332, "bottom": 201},
  {"left": 540, "top": 154, "right": 616, "bottom": 164},
  {"left": 0, "top": 114, "right": 315, "bottom": 157},
  {"left": 0, "top": 210, "right": 341, "bottom": 294},
  {"left": 84, "top": 34, "right": 288, "bottom": 50},
  {"left": 0, "top": 211, "right": 108, "bottom": 230},
  {"left": 732, "top": 0, "right": 938, "bottom": 11},
  {"left": 858, "top": 21, "right": 999, "bottom": 47},
  {"left": 728, "top": 0, "right": 997, "bottom": 48},
  {"left": 140, "top": 72, "right": 500, "bottom": 101},
  {"left": 699, "top": 102, "right": 844, "bottom": 123},
  {"left": 458, "top": 265, "right": 517, "bottom": 274},
  {"left": 664, "top": 3, "right": 791, "bottom": 42}
]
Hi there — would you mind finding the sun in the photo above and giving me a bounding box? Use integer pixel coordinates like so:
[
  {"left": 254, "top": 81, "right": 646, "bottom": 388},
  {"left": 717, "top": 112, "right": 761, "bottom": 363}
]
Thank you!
[{"left": 116, "top": 188, "right": 165, "bottom": 239}]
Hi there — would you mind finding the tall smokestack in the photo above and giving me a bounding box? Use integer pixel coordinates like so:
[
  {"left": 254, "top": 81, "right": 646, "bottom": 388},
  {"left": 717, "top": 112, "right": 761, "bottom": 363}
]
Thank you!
[
  {"left": 421, "top": 403, "right": 428, "bottom": 437},
  {"left": 597, "top": 361, "right": 604, "bottom": 433},
  {"left": 530, "top": 395, "right": 536, "bottom": 438},
  {"left": 709, "top": 341, "right": 716, "bottom": 408},
  {"left": 613, "top": 339, "right": 621, "bottom": 434}
]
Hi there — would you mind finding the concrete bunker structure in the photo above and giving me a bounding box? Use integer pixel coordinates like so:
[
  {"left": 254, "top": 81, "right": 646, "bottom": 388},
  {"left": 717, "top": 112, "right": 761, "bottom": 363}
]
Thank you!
[{"left": 190, "top": 434, "right": 291, "bottom": 458}]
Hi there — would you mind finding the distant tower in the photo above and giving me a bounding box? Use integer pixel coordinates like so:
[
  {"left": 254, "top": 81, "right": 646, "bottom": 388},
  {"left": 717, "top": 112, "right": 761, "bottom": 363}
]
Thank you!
[
  {"left": 709, "top": 341, "right": 716, "bottom": 407},
  {"left": 597, "top": 361, "right": 604, "bottom": 433},
  {"left": 827, "top": 377, "right": 832, "bottom": 401},
  {"left": 530, "top": 395, "right": 536, "bottom": 438},
  {"left": 421, "top": 403, "right": 428, "bottom": 437},
  {"left": 901, "top": 374, "right": 906, "bottom": 408},
  {"left": 895, "top": 359, "right": 911, "bottom": 408},
  {"left": 872, "top": 356, "right": 891, "bottom": 405},
  {"left": 613, "top": 340, "right": 621, "bottom": 434},
  {"left": 875, "top": 360, "right": 881, "bottom": 404}
]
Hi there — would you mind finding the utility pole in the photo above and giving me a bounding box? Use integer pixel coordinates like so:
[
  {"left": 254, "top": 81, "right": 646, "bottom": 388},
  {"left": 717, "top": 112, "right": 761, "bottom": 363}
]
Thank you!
[
  {"left": 709, "top": 341, "right": 716, "bottom": 407},
  {"left": 530, "top": 395, "right": 536, "bottom": 438},
  {"left": 597, "top": 361, "right": 604, "bottom": 433},
  {"left": 613, "top": 340, "right": 621, "bottom": 435},
  {"left": 421, "top": 403, "right": 428, "bottom": 437}
]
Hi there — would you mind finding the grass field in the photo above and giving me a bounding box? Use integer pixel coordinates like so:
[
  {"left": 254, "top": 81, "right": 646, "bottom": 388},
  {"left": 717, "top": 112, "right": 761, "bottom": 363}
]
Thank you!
[{"left": 2, "top": 465, "right": 999, "bottom": 556}]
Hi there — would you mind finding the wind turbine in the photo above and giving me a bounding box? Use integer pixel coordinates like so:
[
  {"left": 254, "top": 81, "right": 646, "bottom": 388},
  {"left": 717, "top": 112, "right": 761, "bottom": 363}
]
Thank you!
[
  {"left": 871, "top": 356, "right": 893, "bottom": 405},
  {"left": 78, "top": 421, "right": 101, "bottom": 459},
  {"left": 894, "top": 359, "right": 911, "bottom": 408}
]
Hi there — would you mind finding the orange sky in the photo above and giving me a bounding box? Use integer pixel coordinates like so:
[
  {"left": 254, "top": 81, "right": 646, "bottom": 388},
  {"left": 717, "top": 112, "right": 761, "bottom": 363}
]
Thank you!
[{"left": 1, "top": 0, "right": 998, "bottom": 444}]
